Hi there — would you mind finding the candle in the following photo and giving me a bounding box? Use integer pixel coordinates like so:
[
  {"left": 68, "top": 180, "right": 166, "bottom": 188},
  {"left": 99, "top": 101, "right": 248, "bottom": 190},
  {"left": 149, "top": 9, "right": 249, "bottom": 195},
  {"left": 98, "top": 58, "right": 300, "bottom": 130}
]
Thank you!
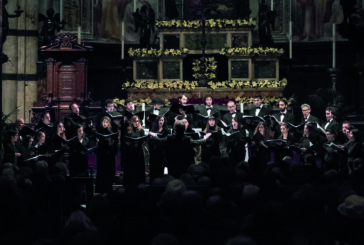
[
  {"left": 240, "top": 102, "right": 244, "bottom": 114},
  {"left": 78, "top": 26, "right": 81, "bottom": 44},
  {"left": 121, "top": 21, "right": 125, "bottom": 59},
  {"left": 289, "top": 21, "right": 292, "bottom": 59},
  {"left": 142, "top": 103, "right": 145, "bottom": 126},
  {"left": 182, "top": 0, "right": 184, "bottom": 18},
  {"left": 60, "top": 1, "right": 63, "bottom": 23},
  {"left": 134, "top": 0, "right": 136, "bottom": 12},
  {"left": 156, "top": 1, "right": 159, "bottom": 20},
  {"left": 333, "top": 23, "right": 336, "bottom": 68},
  {"left": 271, "top": 0, "right": 273, "bottom": 11}
]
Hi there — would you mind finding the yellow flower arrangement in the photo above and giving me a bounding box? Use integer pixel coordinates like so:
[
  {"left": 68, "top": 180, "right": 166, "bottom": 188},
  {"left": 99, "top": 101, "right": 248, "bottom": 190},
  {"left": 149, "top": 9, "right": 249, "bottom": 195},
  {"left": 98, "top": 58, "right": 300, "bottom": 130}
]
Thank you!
[
  {"left": 112, "top": 98, "right": 125, "bottom": 106},
  {"left": 128, "top": 48, "right": 189, "bottom": 57},
  {"left": 112, "top": 98, "right": 125, "bottom": 110},
  {"left": 138, "top": 97, "right": 152, "bottom": 105},
  {"left": 235, "top": 96, "right": 294, "bottom": 104},
  {"left": 122, "top": 79, "right": 288, "bottom": 90},
  {"left": 207, "top": 79, "right": 287, "bottom": 89},
  {"left": 220, "top": 47, "right": 284, "bottom": 56},
  {"left": 123, "top": 80, "right": 198, "bottom": 90},
  {"left": 113, "top": 97, "right": 153, "bottom": 107},
  {"left": 192, "top": 57, "right": 217, "bottom": 80},
  {"left": 156, "top": 18, "right": 256, "bottom": 29}
]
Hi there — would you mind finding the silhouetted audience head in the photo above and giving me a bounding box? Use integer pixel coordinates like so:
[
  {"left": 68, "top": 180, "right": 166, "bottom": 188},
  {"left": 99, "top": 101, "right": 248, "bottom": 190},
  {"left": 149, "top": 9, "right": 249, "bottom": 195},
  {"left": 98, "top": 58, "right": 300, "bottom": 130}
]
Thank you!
[
  {"left": 164, "top": 179, "right": 186, "bottom": 199},
  {"left": 60, "top": 210, "right": 98, "bottom": 244},
  {"left": 178, "top": 190, "right": 203, "bottom": 218},
  {"left": 151, "top": 175, "right": 175, "bottom": 186},
  {"left": 225, "top": 235, "right": 258, "bottom": 245},
  {"left": 0, "top": 167, "right": 17, "bottom": 188},
  {"left": 51, "top": 162, "right": 67, "bottom": 175},
  {"left": 179, "top": 172, "right": 195, "bottom": 185},
  {"left": 34, "top": 160, "right": 48, "bottom": 174},
  {"left": 69, "top": 231, "right": 103, "bottom": 245},
  {"left": 323, "top": 169, "right": 338, "bottom": 184},
  {"left": 282, "top": 156, "right": 293, "bottom": 166},
  {"left": 87, "top": 194, "right": 112, "bottom": 228},
  {"left": 159, "top": 179, "right": 187, "bottom": 213},
  {"left": 337, "top": 194, "right": 364, "bottom": 219},
  {"left": 235, "top": 161, "right": 249, "bottom": 182},
  {"left": 241, "top": 184, "right": 260, "bottom": 201},
  {"left": 187, "top": 163, "right": 209, "bottom": 179},
  {"left": 208, "top": 156, "right": 234, "bottom": 187},
  {"left": 1, "top": 164, "right": 15, "bottom": 177},
  {"left": 205, "top": 195, "right": 228, "bottom": 217},
  {"left": 196, "top": 175, "right": 212, "bottom": 186},
  {"left": 106, "top": 186, "right": 127, "bottom": 218},
  {"left": 151, "top": 233, "right": 182, "bottom": 245}
]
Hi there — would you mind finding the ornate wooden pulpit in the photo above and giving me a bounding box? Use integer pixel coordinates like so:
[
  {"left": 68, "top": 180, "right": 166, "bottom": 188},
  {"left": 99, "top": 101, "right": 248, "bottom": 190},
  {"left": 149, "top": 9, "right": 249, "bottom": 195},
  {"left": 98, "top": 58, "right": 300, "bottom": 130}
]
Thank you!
[{"left": 39, "top": 32, "right": 94, "bottom": 121}]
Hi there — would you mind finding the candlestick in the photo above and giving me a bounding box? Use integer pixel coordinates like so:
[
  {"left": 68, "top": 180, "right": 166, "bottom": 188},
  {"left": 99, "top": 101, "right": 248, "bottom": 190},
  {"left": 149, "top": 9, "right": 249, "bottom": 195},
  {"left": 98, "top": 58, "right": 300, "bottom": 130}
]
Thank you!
[
  {"left": 289, "top": 21, "right": 292, "bottom": 59},
  {"left": 78, "top": 26, "right": 81, "bottom": 44},
  {"left": 121, "top": 21, "right": 125, "bottom": 59},
  {"left": 332, "top": 23, "right": 336, "bottom": 68}
]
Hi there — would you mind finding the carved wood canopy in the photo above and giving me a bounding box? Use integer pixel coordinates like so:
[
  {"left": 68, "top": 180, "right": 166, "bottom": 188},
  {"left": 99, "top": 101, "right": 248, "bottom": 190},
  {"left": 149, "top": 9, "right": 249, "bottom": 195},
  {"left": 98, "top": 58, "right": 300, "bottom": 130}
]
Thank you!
[
  {"left": 41, "top": 32, "right": 94, "bottom": 52},
  {"left": 39, "top": 32, "right": 94, "bottom": 121}
]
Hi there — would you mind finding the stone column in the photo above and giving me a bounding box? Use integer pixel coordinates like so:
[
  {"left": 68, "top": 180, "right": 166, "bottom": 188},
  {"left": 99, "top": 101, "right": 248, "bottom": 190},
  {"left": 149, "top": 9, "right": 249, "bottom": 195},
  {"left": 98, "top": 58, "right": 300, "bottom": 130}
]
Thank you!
[
  {"left": 0, "top": 0, "right": 3, "bottom": 146},
  {"left": 359, "top": 69, "right": 364, "bottom": 108},
  {"left": 2, "top": 0, "right": 39, "bottom": 123}
]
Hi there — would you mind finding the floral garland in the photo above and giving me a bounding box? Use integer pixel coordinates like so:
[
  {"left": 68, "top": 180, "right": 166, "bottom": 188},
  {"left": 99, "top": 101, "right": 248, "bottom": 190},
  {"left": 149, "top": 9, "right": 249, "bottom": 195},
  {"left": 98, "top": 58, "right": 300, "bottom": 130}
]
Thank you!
[
  {"left": 220, "top": 47, "right": 284, "bottom": 56},
  {"left": 128, "top": 47, "right": 283, "bottom": 58},
  {"left": 123, "top": 80, "right": 198, "bottom": 90},
  {"left": 156, "top": 18, "right": 256, "bottom": 29},
  {"left": 123, "top": 78, "right": 287, "bottom": 90},
  {"left": 128, "top": 48, "right": 189, "bottom": 58},
  {"left": 208, "top": 78, "right": 287, "bottom": 89},
  {"left": 112, "top": 97, "right": 169, "bottom": 107},
  {"left": 192, "top": 57, "right": 217, "bottom": 80},
  {"left": 235, "top": 96, "right": 294, "bottom": 105},
  {"left": 114, "top": 96, "right": 294, "bottom": 107}
]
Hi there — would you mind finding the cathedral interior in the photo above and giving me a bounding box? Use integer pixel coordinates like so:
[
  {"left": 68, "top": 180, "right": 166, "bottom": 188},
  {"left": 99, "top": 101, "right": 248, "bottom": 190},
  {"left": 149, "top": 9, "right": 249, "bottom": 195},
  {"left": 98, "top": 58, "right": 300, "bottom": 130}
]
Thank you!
[{"left": 2, "top": 1, "right": 364, "bottom": 244}]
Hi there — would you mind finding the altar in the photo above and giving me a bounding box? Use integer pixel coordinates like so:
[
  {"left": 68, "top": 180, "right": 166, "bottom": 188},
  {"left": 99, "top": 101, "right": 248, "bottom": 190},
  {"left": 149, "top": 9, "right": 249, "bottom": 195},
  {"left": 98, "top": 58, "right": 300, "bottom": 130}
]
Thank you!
[{"left": 127, "top": 19, "right": 286, "bottom": 104}]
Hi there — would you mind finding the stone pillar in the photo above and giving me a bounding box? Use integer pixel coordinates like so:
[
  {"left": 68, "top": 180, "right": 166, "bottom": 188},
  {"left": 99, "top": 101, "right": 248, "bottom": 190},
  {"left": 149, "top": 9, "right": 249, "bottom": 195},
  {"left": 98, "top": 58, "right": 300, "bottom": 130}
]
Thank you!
[
  {"left": 0, "top": 0, "right": 3, "bottom": 146},
  {"left": 2, "top": 0, "right": 39, "bottom": 123}
]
